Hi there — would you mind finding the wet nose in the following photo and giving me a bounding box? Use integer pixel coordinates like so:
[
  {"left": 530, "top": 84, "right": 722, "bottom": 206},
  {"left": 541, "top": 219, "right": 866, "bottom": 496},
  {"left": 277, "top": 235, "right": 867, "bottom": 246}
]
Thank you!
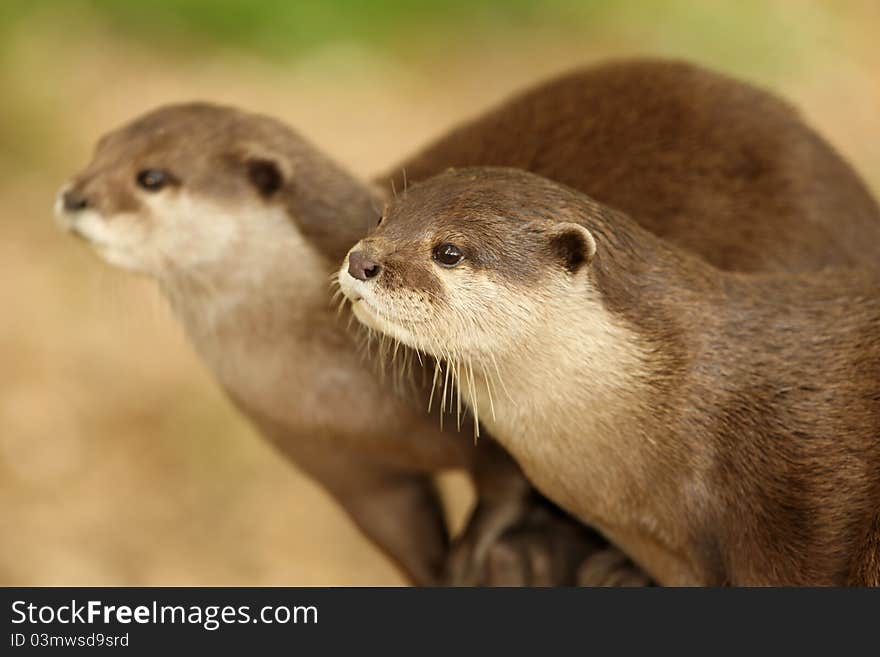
[
  {"left": 348, "top": 250, "right": 382, "bottom": 281},
  {"left": 62, "top": 189, "right": 89, "bottom": 212}
]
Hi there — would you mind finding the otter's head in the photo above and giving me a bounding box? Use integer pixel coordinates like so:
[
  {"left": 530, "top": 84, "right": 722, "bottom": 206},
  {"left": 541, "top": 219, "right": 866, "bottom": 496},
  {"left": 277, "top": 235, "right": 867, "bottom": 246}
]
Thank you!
[
  {"left": 337, "top": 167, "right": 599, "bottom": 358},
  {"left": 55, "top": 102, "right": 375, "bottom": 281}
]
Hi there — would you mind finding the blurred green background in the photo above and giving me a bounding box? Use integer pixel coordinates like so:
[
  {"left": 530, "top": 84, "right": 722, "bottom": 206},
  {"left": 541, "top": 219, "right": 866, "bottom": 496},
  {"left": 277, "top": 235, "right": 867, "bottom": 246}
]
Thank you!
[{"left": 1, "top": 0, "right": 879, "bottom": 585}]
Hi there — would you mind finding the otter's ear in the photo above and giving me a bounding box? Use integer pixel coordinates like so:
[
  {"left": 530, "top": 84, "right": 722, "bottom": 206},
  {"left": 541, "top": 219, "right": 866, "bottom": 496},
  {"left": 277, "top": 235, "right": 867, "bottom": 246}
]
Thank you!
[
  {"left": 246, "top": 158, "right": 284, "bottom": 198},
  {"left": 547, "top": 222, "right": 597, "bottom": 273}
]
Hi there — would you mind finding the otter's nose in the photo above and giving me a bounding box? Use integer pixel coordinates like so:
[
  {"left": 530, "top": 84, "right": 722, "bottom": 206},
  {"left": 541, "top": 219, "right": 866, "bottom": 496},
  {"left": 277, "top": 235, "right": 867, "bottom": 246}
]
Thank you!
[
  {"left": 348, "top": 251, "right": 382, "bottom": 281},
  {"left": 61, "top": 189, "right": 89, "bottom": 212}
]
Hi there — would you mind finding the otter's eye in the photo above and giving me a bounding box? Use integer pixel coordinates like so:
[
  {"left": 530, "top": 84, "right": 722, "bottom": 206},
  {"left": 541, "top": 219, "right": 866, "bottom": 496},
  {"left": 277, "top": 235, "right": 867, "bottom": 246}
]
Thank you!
[
  {"left": 432, "top": 243, "right": 464, "bottom": 268},
  {"left": 136, "top": 169, "right": 170, "bottom": 192}
]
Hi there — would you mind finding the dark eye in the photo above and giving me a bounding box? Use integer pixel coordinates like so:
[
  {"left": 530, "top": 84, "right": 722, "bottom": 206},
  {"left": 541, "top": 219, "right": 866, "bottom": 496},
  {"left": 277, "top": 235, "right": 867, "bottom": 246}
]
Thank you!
[
  {"left": 136, "top": 169, "right": 170, "bottom": 192},
  {"left": 376, "top": 215, "right": 384, "bottom": 226},
  {"left": 432, "top": 243, "right": 464, "bottom": 267}
]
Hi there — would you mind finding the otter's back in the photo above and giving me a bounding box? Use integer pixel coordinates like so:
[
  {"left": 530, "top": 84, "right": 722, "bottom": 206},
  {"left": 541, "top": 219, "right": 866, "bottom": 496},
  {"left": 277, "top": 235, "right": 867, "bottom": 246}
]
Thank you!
[{"left": 380, "top": 58, "right": 880, "bottom": 273}]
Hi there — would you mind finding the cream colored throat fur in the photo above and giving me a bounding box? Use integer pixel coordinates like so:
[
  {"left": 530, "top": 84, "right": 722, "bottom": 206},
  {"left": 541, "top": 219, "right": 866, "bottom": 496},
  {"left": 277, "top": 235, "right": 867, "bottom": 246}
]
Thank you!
[
  {"left": 64, "top": 190, "right": 338, "bottom": 431},
  {"left": 461, "top": 288, "right": 647, "bottom": 507},
  {"left": 467, "top": 297, "right": 692, "bottom": 582},
  {"left": 154, "top": 207, "right": 336, "bottom": 433}
]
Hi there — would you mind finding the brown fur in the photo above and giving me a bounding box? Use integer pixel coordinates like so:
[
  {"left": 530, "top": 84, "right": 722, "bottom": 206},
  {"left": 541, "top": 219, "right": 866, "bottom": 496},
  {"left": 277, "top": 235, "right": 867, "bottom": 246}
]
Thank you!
[
  {"left": 382, "top": 58, "right": 880, "bottom": 272},
  {"left": 60, "top": 57, "right": 880, "bottom": 586},
  {"left": 356, "top": 166, "right": 880, "bottom": 586},
  {"left": 60, "top": 103, "right": 620, "bottom": 587}
]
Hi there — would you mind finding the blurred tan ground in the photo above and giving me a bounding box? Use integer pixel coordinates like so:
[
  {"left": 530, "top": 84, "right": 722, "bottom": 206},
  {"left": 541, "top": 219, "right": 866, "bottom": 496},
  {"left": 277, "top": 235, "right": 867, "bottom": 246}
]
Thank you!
[{"left": 2, "top": 4, "right": 880, "bottom": 585}]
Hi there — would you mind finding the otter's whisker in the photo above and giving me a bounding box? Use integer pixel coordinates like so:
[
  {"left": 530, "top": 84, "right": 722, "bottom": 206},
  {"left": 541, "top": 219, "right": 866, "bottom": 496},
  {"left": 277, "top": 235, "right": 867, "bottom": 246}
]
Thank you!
[
  {"left": 455, "top": 357, "right": 462, "bottom": 432},
  {"left": 375, "top": 334, "right": 384, "bottom": 376},
  {"left": 489, "top": 351, "right": 514, "bottom": 404},
  {"left": 467, "top": 357, "right": 479, "bottom": 442},
  {"left": 428, "top": 358, "right": 442, "bottom": 414},
  {"left": 440, "top": 353, "right": 452, "bottom": 425},
  {"left": 362, "top": 327, "right": 378, "bottom": 366},
  {"left": 479, "top": 355, "right": 498, "bottom": 423},
  {"left": 403, "top": 344, "right": 415, "bottom": 394}
]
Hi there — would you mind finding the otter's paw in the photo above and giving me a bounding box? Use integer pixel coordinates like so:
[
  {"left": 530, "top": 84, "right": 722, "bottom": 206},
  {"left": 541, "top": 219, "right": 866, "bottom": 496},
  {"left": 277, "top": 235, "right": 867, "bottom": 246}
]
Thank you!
[
  {"left": 446, "top": 528, "right": 576, "bottom": 586},
  {"left": 576, "top": 547, "right": 654, "bottom": 587},
  {"left": 443, "top": 504, "right": 525, "bottom": 586},
  {"left": 477, "top": 526, "right": 583, "bottom": 586},
  {"left": 444, "top": 497, "right": 607, "bottom": 586}
]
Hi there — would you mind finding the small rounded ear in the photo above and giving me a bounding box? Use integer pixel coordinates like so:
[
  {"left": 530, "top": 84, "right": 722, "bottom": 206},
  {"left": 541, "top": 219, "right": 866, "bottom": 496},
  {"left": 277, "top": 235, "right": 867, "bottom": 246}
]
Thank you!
[
  {"left": 547, "top": 222, "right": 597, "bottom": 273},
  {"left": 246, "top": 158, "right": 283, "bottom": 197}
]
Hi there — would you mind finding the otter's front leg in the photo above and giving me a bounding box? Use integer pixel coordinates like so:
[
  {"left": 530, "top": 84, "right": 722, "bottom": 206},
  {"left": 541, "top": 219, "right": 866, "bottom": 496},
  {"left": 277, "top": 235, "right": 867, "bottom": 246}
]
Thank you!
[
  {"left": 277, "top": 437, "right": 449, "bottom": 586},
  {"left": 327, "top": 466, "right": 449, "bottom": 586},
  {"left": 449, "top": 442, "right": 653, "bottom": 586}
]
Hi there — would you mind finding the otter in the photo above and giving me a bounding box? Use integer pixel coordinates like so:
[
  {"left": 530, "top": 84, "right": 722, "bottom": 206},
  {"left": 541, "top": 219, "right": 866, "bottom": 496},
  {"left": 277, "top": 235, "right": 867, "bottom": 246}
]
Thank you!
[
  {"left": 54, "top": 103, "right": 640, "bottom": 587},
  {"left": 55, "top": 57, "right": 880, "bottom": 585},
  {"left": 339, "top": 166, "right": 880, "bottom": 586}
]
